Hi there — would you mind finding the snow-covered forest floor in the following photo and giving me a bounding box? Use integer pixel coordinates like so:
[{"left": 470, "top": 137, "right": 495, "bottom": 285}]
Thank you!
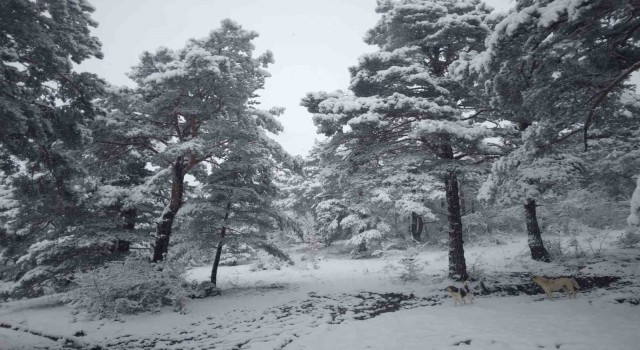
[{"left": 1, "top": 230, "right": 639, "bottom": 350}]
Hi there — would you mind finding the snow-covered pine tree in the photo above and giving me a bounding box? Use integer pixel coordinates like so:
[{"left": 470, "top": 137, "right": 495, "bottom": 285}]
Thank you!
[
  {"left": 105, "top": 20, "right": 282, "bottom": 262},
  {"left": 465, "top": 0, "right": 640, "bottom": 260},
  {"left": 585, "top": 92, "right": 640, "bottom": 200},
  {"left": 179, "top": 128, "right": 295, "bottom": 285},
  {"left": 310, "top": 138, "right": 439, "bottom": 253},
  {"left": 302, "top": 0, "right": 495, "bottom": 280},
  {"left": 0, "top": 0, "right": 103, "bottom": 226},
  {"left": 476, "top": 124, "right": 584, "bottom": 262},
  {"left": 0, "top": 0, "right": 113, "bottom": 298},
  {"left": 275, "top": 142, "right": 327, "bottom": 244},
  {"left": 82, "top": 83, "right": 175, "bottom": 245},
  {"left": 81, "top": 140, "right": 158, "bottom": 242}
]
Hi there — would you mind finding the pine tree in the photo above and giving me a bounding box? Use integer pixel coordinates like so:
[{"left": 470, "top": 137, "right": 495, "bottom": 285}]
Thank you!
[
  {"left": 180, "top": 131, "right": 294, "bottom": 285},
  {"left": 105, "top": 20, "right": 281, "bottom": 262},
  {"left": 465, "top": 0, "right": 640, "bottom": 260},
  {"left": 0, "top": 0, "right": 113, "bottom": 298},
  {"left": 305, "top": 139, "right": 438, "bottom": 252},
  {"left": 476, "top": 0, "right": 639, "bottom": 149},
  {"left": 302, "top": 0, "right": 495, "bottom": 280},
  {"left": 0, "top": 0, "right": 104, "bottom": 225}
]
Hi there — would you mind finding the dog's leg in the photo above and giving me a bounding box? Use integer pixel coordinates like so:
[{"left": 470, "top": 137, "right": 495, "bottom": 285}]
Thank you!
[
  {"left": 567, "top": 285, "right": 576, "bottom": 298},
  {"left": 463, "top": 282, "right": 473, "bottom": 304}
]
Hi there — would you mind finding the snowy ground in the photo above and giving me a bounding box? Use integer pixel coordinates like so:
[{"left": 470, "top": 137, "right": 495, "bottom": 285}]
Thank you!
[{"left": 1, "top": 231, "right": 639, "bottom": 350}]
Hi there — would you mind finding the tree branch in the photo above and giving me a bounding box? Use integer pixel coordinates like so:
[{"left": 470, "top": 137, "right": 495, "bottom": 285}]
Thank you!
[{"left": 583, "top": 59, "right": 640, "bottom": 151}]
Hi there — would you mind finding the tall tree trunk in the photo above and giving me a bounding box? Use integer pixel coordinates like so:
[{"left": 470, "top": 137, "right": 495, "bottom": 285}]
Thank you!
[
  {"left": 152, "top": 159, "right": 185, "bottom": 262},
  {"left": 523, "top": 199, "right": 551, "bottom": 262},
  {"left": 410, "top": 212, "right": 424, "bottom": 242},
  {"left": 459, "top": 182, "right": 466, "bottom": 215},
  {"left": 211, "top": 202, "right": 232, "bottom": 285},
  {"left": 440, "top": 143, "right": 468, "bottom": 281},
  {"left": 445, "top": 171, "right": 468, "bottom": 280}
]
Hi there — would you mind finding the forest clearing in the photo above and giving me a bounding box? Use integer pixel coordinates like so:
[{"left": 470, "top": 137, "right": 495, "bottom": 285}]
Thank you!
[{"left": 2, "top": 231, "right": 639, "bottom": 349}]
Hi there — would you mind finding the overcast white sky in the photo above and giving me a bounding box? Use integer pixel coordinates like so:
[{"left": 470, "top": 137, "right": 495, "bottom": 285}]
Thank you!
[{"left": 78, "top": 0, "right": 514, "bottom": 157}]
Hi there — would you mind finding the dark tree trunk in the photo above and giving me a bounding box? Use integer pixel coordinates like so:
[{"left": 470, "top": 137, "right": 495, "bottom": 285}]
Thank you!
[
  {"left": 121, "top": 208, "right": 137, "bottom": 230},
  {"left": 523, "top": 199, "right": 551, "bottom": 262},
  {"left": 210, "top": 228, "right": 226, "bottom": 286},
  {"left": 356, "top": 240, "right": 368, "bottom": 253},
  {"left": 39, "top": 145, "right": 66, "bottom": 213},
  {"left": 440, "top": 143, "right": 468, "bottom": 281},
  {"left": 211, "top": 202, "right": 232, "bottom": 285},
  {"left": 110, "top": 239, "right": 130, "bottom": 253},
  {"left": 410, "top": 212, "right": 424, "bottom": 242},
  {"left": 152, "top": 159, "right": 185, "bottom": 262},
  {"left": 459, "top": 182, "right": 466, "bottom": 215},
  {"left": 445, "top": 171, "right": 468, "bottom": 280}
]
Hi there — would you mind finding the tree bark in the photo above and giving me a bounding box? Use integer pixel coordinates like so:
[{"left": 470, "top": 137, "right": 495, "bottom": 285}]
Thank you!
[
  {"left": 440, "top": 143, "right": 468, "bottom": 281},
  {"left": 459, "top": 182, "right": 466, "bottom": 215},
  {"left": 410, "top": 212, "right": 424, "bottom": 242},
  {"left": 211, "top": 202, "right": 232, "bottom": 285},
  {"left": 523, "top": 199, "right": 551, "bottom": 262},
  {"left": 445, "top": 171, "right": 469, "bottom": 280},
  {"left": 152, "top": 158, "right": 185, "bottom": 262}
]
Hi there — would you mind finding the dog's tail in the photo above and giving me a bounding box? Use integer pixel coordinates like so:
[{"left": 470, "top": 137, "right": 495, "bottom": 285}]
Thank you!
[
  {"left": 463, "top": 280, "right": 472, "bottom": 294},
  {"left": 571, "top": 278, "right": 580, "bottom": 290}
]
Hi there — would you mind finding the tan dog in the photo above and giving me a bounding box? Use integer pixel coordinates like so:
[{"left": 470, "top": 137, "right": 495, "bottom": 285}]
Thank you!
[
  {"left": 445, "top": 281, "right": 474, "bottom": 306},
  {"left": 532, "top": 276, "right": 580, "bottom": 300}
]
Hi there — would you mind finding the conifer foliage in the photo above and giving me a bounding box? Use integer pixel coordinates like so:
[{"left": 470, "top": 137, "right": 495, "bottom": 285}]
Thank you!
[
  {"left": 302, "top": 0, "right": 495, "bottom": 280},
  {"left": 0, "top": 0, "right": 108, "bottom": 298},
  {"left": 103, "top": 19, "right": 285, "bottom": 262},
  {"left": 465, "top": 0, "right": 640, "bottom": 261},
  {"left": 0, "top": 0, "right": 104, "bottom": 229}
]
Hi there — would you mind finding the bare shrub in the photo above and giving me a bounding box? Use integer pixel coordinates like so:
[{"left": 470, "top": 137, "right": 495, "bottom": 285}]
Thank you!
[{"left": 399, "top": 245, "right": 426, "bottom": 281}]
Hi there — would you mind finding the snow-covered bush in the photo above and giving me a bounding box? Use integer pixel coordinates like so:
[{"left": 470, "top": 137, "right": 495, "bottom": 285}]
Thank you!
[
  {"left": 460, "top": 206, "right": 523, "bottom": 244},
  {"left": 66, "top": 258, "right": 189, "bottom": 319},
  {"left": 398, "top": 245, "right": 425, "bottom": 282},
  {"left": 541, "top": 190, "right": 628, "bottom": 231},
  {"left": 0, "top": 236, "right": 130, "bottom": 300},
  {"left": 302, "top": 231, "right": 322, "bottom": 269},
  {"left": 467, "top": 252, "right": 488, "bottom": 280},
  {"left": 372, "top": 242, "right": 401, "bottom": 274},
  {"left": 250, "top": 251, "right": 286, "bottom": 271},
  {"left": 171, "top": 237, "right": 256, "bottom": 268},
  {"left": 188, "top": 280, "right": 220, "bottom": 299},
  {"left": 169, "top": 240, "right": 215, "bottom": 268},
  {"left": 567, "top": 237, "right": 587, "bottom": 258},
  {"left": 544, "top": 219, "right": 594, "bottom": 237},
  {"left": 616, "top": 231, "right": 640, "bottom": 249},
  {"left": 543, "top": 235, "right": 599, "bottom": 261},
  {"left": 628, "top": 177, "right": 640, "bottom": 227},
  {"left": 462, "top": 212, "right": 491, "bottom": 243},
  {"left": 220, "top": 243, "right": 256, "bottom": 266},
  {"left": 542, "top": 238, "right": 565, "bottom": 261}
]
